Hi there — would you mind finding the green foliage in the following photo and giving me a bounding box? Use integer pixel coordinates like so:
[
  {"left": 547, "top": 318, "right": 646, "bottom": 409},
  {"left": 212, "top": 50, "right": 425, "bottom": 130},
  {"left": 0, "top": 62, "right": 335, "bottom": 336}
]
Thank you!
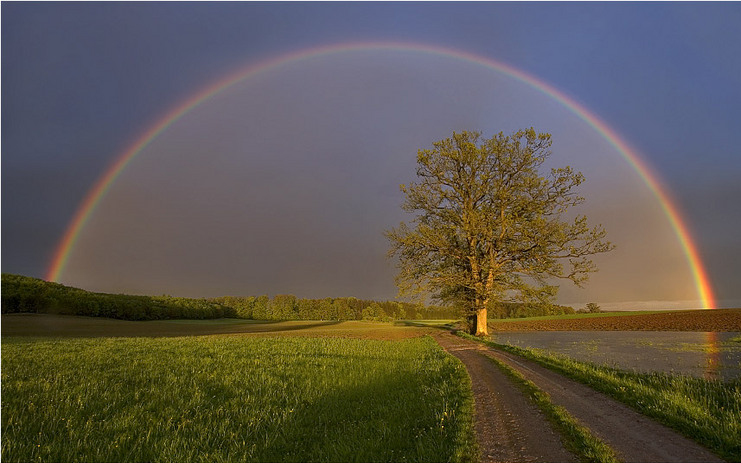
[
  {"left": 387, "top": 129, "right": 613, "bottom": 333},
  {"left": 2, "top": 335, "right": 477, "bottom": 463},
  {"left": 489, "top": 301, "right": 575, "bottom": 319},
  {"left": 1, "top": 274, "right": 233, "bottom": 321},
  {"left": 578, "top": 302, "right": 602, "bottom": 314},
  {"left": 4, "top": 273, "right": 571, "bottom": 323},
  {"left": 210, "top": 292, "right": 462, "bottom": 322}
]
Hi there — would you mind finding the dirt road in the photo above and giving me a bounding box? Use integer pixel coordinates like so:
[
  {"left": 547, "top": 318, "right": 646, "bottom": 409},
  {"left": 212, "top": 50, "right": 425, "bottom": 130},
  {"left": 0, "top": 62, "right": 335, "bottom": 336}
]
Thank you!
[{"left": 434, "top": 332, "right": 725, "bottom": 463}]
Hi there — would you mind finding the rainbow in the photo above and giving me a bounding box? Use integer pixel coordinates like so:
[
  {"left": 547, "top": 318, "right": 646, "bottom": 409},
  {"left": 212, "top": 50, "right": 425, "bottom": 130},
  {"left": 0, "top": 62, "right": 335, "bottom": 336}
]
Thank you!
[{"left": 46, "top": 41, "right": 716, "bottom": 309}]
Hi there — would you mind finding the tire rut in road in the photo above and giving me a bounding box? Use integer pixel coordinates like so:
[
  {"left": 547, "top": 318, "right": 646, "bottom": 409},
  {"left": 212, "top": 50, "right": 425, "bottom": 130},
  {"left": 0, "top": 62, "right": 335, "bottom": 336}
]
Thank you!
[
  {"left": 436, "top": 334, "right": 577, "bottom": 463},
  {"left": 438, "top": 332, "right": 725, "bottom": 463},
  {"left": 480, "top": 347, "right": 725, "bottom": 463}
]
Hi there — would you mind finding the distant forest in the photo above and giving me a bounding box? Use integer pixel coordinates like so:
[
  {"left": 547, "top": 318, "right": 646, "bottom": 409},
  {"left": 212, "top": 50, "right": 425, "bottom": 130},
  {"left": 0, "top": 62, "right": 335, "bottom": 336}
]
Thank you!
[{"left": 1, "top": 274, "right": 574, "bottom": 322}]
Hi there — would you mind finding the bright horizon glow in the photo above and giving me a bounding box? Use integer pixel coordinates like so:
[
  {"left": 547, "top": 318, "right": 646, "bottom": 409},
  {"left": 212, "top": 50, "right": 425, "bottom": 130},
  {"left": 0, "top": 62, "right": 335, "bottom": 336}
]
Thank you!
[{"left": 45, "top": 41, "right": 716, "bottom": 309}]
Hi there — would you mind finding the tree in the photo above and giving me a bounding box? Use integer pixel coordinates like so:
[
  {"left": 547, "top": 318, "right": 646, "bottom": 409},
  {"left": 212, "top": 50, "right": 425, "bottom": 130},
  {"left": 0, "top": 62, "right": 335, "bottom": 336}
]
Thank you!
[
  {"left": 585, "top": 302, "right": 602, "bottom": 313},
  {"left": 271, "top": 294, "right": 298, "bottom": 319},
  {"left": 386, "top": 129, "right": 613, "bottom": 336}
]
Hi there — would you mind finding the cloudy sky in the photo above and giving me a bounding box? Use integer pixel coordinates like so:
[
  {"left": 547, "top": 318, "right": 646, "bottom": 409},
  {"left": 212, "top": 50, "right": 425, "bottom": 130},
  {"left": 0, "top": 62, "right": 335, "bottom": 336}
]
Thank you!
[{"left": 3, "top": 2, "right": 740, "bottom": 309}]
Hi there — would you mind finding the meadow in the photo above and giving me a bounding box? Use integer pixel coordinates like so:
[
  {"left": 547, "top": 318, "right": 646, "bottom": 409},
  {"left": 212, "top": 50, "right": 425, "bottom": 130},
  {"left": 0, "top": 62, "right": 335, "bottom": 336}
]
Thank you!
[
  {"left": 0, "top": 314, "right": 434, "bottom": 340},
  {"left": 4, "top": 308, "right": 740, "bottom": 463},
  {"left": 1, "top": 333, "right": 477, "bottom": 462}
]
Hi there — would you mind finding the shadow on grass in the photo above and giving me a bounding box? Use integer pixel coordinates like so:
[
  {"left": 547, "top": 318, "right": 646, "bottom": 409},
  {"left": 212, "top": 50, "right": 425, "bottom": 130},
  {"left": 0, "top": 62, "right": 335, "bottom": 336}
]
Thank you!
[
  {"left": 250, "top": 320, "right": 343, "bottom": 333},
  {"left": 257, "top": 369, "right": 471, "bottom": 462},
  {"left": 0, "top": 314, "right": 343, "bottom": 338},
  {"left": 395, "top": 320, "right": 462, "bottom": 332}
]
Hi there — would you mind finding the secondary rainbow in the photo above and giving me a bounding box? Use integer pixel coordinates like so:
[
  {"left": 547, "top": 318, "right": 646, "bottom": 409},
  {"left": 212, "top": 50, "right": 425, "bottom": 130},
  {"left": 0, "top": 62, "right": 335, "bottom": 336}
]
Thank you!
[{"left": 46, "top": 41, "right": 716, "bottom": 309}]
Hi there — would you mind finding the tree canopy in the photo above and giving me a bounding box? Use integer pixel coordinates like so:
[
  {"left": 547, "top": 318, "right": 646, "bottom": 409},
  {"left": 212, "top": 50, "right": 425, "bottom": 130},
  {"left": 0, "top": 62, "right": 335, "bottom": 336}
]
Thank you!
[{"left": 386, "top": 129, "right": 614, "bottom": 335}]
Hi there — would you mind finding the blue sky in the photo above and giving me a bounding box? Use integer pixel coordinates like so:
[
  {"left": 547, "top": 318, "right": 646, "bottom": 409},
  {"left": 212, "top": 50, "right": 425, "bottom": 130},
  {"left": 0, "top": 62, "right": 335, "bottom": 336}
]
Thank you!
[{"left": 3, "top": 2, "right": 740, "bottom": 308}]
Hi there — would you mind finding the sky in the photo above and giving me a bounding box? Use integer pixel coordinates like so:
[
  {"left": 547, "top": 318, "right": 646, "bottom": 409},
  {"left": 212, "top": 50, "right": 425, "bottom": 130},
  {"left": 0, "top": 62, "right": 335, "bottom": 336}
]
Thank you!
[{"left": 2, "top": 2, "right": 740, "bottom": 309}]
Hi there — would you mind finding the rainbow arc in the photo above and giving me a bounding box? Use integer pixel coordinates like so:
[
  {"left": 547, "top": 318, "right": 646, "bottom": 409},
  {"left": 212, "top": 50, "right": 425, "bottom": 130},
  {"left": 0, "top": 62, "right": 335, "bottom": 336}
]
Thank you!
[{"left": 46, "top": 42, "right": 715, "bottom": 309}]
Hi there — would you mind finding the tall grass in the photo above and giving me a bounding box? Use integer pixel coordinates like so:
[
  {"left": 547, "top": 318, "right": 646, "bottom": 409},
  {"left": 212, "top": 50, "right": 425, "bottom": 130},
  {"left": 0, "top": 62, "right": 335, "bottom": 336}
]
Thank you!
[
  {"left": 470, "top": 335, "right": 741, "bottom": 462},
  {"left": 2, "top": 336, "right": 477, "bottom": 462}
]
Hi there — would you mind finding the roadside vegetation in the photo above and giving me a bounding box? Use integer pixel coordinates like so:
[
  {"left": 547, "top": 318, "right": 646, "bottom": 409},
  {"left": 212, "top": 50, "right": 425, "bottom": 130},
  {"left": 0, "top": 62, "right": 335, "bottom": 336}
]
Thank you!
[
  {"left": 1, "top": 335, "right": 477, "bottom": 463},
  {"left": 466, "top": 334, "right": 741, "bottom": 462}
]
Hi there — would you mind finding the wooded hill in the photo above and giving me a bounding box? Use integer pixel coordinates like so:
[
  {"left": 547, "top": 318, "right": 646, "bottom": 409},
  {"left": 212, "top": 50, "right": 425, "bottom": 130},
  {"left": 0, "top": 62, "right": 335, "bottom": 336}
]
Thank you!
[{"left": 1, "top": 273, "right": 574, "bottom": 322}]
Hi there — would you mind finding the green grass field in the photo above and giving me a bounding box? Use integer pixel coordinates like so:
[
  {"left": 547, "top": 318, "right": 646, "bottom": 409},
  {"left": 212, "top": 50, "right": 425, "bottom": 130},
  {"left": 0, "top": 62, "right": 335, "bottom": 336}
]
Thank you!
[
  {"left": 488, "top": 310, "right": 668, "bottom": 323},
  {"left": 2, "top": 334, "right": 477, "bottom": 462},
  {"left": 1, "top": 314, "right": 436, "bottom": 339}
]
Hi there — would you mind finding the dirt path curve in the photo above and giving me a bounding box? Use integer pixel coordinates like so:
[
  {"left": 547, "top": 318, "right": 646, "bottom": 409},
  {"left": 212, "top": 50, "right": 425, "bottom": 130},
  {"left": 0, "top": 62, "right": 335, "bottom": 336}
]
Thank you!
[
  {"left": 434, "top": 332, "right": 725, "bottom": 463},
  {"left": 435, "top": 333, "right": 578, "bottom": 463}
]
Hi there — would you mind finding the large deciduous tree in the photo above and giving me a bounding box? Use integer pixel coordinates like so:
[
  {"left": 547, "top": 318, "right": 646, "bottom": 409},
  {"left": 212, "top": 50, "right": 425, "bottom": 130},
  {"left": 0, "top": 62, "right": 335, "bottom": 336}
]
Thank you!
[{"left": 386, "top": 129, "right": 613, "bottom": 336}]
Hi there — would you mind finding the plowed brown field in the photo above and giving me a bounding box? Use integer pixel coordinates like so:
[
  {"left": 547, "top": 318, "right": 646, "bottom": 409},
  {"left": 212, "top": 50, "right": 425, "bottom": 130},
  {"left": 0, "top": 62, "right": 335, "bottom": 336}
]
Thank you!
[{"left": 490, "top": 309, "right": 741, "bottom": 331}]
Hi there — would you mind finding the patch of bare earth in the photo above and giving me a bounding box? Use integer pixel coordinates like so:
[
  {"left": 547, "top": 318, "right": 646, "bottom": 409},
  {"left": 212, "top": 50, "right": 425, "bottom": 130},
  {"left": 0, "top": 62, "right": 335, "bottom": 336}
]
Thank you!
[
  {"left": 490, "top": 309, "right": 741, "bottom": 332},
  {"left": 435, "top": 332, "right": 725, "bottom": 463}
]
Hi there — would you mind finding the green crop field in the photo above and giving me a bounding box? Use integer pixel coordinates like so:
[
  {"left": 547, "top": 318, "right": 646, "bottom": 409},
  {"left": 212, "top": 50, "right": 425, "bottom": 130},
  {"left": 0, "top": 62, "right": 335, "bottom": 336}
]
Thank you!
[
  {"left": 489, "top": 311, "right": 667, "bottom": 323},
  {"left": 1, "top": 333, "right": 477, "bottom": 462}
]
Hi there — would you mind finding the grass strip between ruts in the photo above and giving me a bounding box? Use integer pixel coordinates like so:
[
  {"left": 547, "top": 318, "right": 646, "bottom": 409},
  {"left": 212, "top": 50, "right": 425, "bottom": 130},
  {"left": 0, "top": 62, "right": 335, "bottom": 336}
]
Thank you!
[
  {"left": 458, "top": 332, "right": 740, "bottom": 462},
  {"left": 480, "top": 351, "right": 619, "bottom": 463}
]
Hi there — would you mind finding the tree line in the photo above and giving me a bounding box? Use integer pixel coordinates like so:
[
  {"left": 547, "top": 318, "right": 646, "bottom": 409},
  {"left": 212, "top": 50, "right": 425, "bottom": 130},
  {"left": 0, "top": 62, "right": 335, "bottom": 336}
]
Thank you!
[
  {"left": 0, "top": 274, "right": 456, "bottom": 321},
  {"left": 209, "top": 295, "right": 456, "bottom": 322},
  {"left": 1, "top": 273, "right": 574, "bottom": 322},
  {"left": 1, "top": 273, "right": 229, "bottom": 320}
]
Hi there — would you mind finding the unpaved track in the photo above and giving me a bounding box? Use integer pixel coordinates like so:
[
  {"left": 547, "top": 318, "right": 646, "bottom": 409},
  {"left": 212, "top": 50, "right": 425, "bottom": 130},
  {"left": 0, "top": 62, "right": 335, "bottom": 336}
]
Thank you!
[
  {"left": 436, "top": 334, "right": 577, "bottom": 463},
  {"left": 435, "top": 332, "right": 725, "bottom": 463}
]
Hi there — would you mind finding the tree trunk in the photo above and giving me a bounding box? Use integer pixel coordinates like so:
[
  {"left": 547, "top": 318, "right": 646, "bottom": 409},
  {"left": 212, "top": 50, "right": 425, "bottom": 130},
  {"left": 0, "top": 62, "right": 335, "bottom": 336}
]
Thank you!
[
  {"left": 467, "top": 314, "right": 477, "bottom": 335},
  {"left": 475, "top": 307, "right": 488, "bottom": 336}
]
